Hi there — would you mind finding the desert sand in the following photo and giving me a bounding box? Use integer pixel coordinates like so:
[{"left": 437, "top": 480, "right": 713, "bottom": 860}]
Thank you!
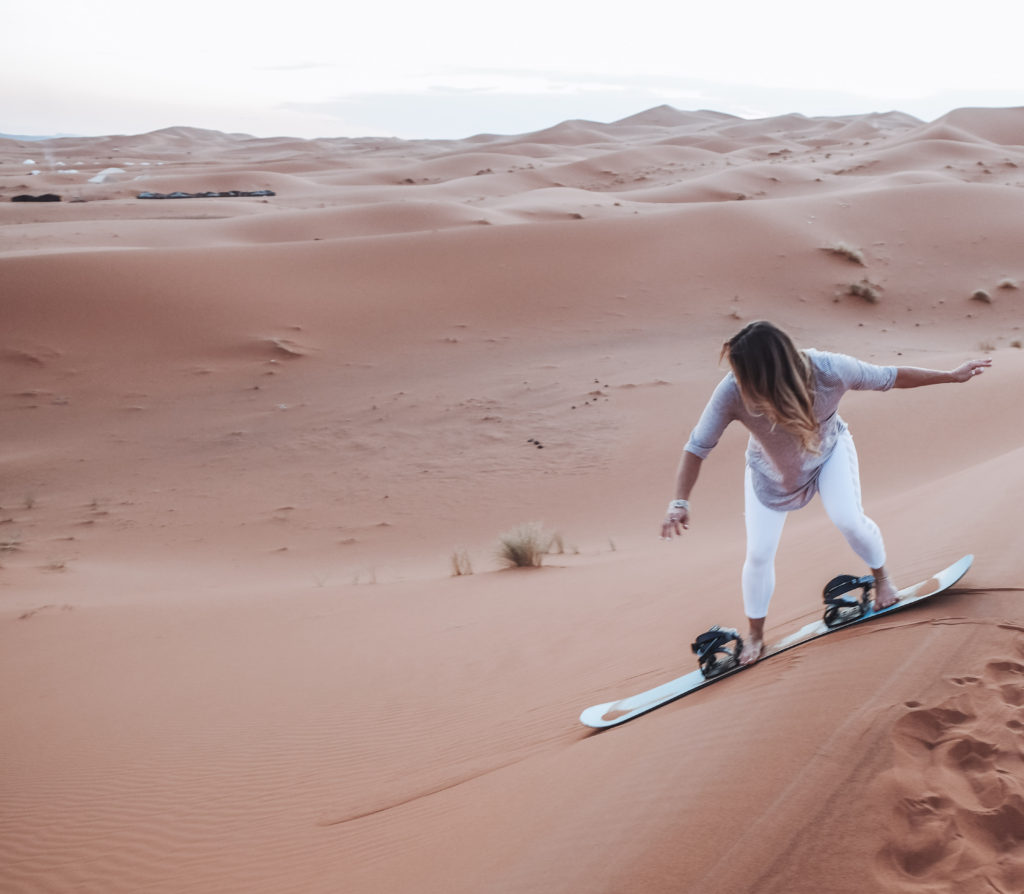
[{"left": 2, "top": 105, "right": 1023, "bottom": 893}]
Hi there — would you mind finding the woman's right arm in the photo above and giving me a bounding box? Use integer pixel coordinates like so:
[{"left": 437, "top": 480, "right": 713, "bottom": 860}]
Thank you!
[
  {"left": 661, "top": 375, "right": 735, "bottom": 539},
  {"left": 661, "top": 450, "right": 703, "bottom": 539}
]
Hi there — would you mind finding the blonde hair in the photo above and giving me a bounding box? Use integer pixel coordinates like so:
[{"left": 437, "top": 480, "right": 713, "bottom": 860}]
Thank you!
[{"left": 722, "top": 321, "right": 820, "bottom": 453}]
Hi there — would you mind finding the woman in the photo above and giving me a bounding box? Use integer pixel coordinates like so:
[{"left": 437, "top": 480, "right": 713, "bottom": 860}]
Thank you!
[{"left": 661, "top": 321, "right": 990, "bottom": 666}]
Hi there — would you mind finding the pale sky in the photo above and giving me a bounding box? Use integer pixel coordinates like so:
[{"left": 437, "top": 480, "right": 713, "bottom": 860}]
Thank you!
[{"left": 4, "top": 0, "right": 1023, "bottom": 140}]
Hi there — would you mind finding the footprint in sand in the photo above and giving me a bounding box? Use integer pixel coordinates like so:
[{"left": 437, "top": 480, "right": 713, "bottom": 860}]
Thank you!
[{"left": 876, "top": 653, "right": 1024, "bottom": 891}]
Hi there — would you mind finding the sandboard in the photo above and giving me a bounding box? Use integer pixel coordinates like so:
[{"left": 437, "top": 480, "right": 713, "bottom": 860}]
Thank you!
[{"left": 580, "top": 554, "right": 973, "bottom": 729}]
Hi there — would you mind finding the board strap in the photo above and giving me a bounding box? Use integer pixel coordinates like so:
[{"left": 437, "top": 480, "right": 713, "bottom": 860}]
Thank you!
[{"left": 691, "top": 625, "right": 743, "bottom": 679}]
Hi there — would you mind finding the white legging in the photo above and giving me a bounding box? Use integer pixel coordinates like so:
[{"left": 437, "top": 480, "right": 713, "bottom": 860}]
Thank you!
[{"left": 742, "top": 429, "right": 886, "bottom": 619}]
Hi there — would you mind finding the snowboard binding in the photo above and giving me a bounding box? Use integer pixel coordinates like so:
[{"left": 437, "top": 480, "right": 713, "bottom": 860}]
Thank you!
[
  {"left": 822, "top": 574, "right": 875, "bottom": 629},
  {"left": 691, "top": 626, "right": 743, "bottom": 679}
]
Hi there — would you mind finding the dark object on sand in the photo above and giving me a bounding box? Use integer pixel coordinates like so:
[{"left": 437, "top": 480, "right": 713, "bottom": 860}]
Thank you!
[
  {"left": 137, "top": 190, "right": 275, "bottom": 199},
  {"left": 11, "top": 193, "right": 62, "bottom": 202}
]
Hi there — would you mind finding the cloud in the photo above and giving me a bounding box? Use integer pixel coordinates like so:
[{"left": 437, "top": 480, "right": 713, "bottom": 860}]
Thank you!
[{"left": 257, "top": 62, "right": 332, "bottom": 72}]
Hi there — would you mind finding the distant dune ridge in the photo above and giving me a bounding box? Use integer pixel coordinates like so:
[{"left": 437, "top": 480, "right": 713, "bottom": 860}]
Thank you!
[{"left": 2, "top": 106, "right": 1024, "bottom": 893}]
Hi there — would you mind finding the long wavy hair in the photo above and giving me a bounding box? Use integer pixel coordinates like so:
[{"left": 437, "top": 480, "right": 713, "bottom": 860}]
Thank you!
[{"left": 722, "top": 321, "right": 820, "bottom": 453}]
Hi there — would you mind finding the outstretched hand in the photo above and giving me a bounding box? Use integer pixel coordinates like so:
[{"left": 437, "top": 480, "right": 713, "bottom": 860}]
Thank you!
[
  {"left": 660, "top": 503, "right": 690, "bottom": 540},
  {"left": 950, "top": 358, "right": 993, "bottom": 382}
]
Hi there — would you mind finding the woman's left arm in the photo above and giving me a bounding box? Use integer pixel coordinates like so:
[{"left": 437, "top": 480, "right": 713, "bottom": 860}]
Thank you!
[{"left": 894, "top": 358, "right": 992, "bottom": 388}]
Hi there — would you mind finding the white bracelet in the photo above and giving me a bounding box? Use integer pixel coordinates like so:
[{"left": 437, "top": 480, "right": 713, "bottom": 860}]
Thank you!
[{"left": 669, "top": 499, "right": 689, "bottom": 511}]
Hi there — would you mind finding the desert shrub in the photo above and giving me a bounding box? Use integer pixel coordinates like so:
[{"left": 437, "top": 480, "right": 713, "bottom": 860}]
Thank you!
[
  {"left": 997, "top": 278, "right": 1018, "bottom": 290},
  {"left": 496, "top": 522, "right": 555, "bottom": 568},
  {"left": 822, "top": 242, "right": 866, "bottom": 266},
  {"left": 847, "top": 279, "right": 881, "bottom": 303},
  {"left": 971, "top": 289, "right": 993, "bottom": 304}
]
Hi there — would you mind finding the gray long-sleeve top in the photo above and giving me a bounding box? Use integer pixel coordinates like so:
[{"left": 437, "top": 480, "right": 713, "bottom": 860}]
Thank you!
[{"left": 684, "top": 349, "right": 897, "bottom": 511}]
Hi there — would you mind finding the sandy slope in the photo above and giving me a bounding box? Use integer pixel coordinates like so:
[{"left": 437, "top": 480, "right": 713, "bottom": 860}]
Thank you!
[{"left": 2, "top": 106, "right": 1023, "bottom": 893}]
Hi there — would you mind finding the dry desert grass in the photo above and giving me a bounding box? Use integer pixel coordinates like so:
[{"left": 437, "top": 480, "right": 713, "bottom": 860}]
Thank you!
[{"left": 496, "top": 522, "right": 558, "bottom": 568}]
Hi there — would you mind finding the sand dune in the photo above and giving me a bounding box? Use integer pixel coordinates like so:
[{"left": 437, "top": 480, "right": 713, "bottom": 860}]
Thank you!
[{"left": 2, "top": 105, "right": 1023, "bottom": 893}]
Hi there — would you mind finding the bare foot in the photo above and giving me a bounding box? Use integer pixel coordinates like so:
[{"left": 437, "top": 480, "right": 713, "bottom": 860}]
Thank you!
[
  {"left": 740, "top": 616, "right": 766, "bottom": 666},
  {"left": 739, "top": 637, "right": 765, "bottom": 666},
  {"left": 873, "top": 573, "right": 900, "bottom": 610}
]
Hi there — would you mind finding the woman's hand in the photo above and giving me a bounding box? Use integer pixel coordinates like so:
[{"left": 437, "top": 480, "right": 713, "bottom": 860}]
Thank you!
[
  {"left": 949, "top": 358, "right": 993, "bottom": 383},
  {"left": 661, "top": 500, "right": 690, "bottom": 539}
]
